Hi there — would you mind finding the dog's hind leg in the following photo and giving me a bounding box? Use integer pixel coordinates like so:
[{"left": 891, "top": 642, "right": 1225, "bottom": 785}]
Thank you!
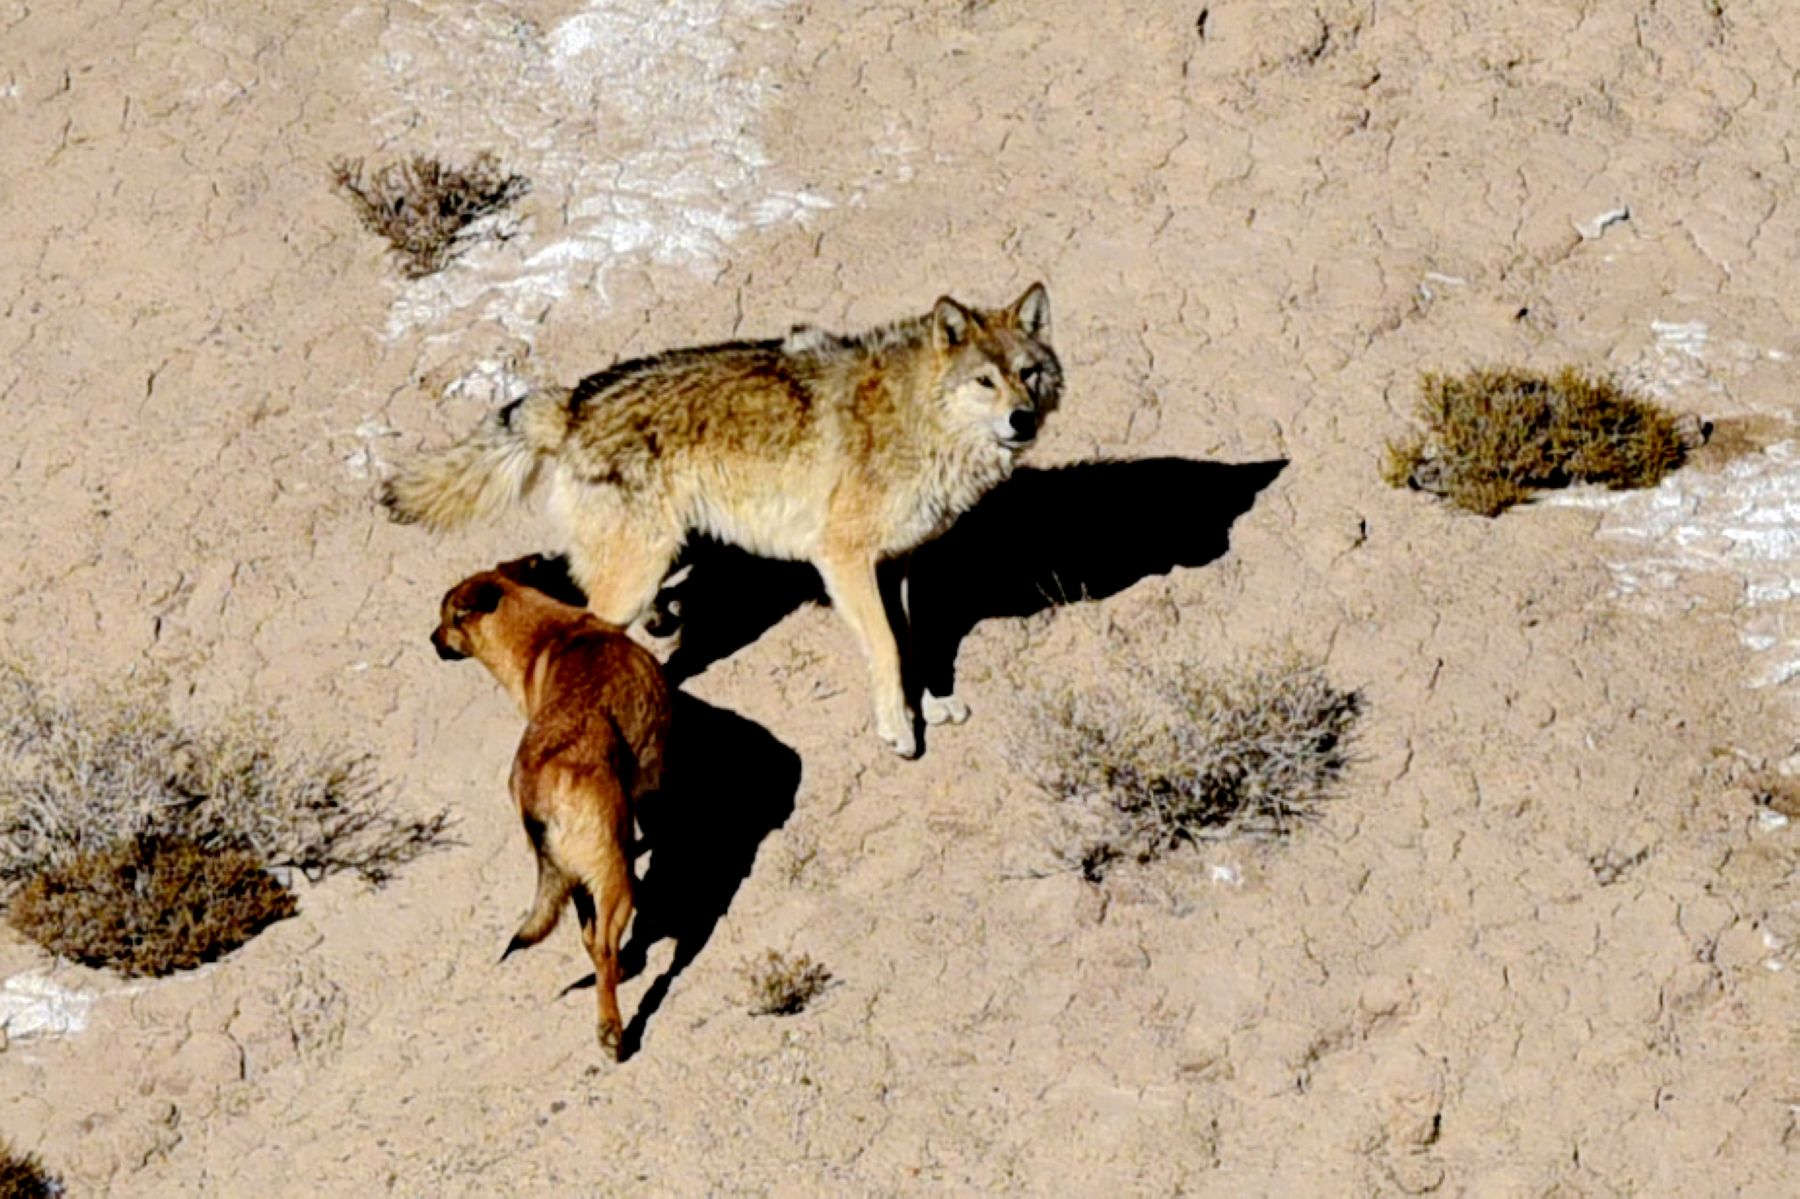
[{"left": 554, "top": 787, "right": 636, "bottom": 1060}]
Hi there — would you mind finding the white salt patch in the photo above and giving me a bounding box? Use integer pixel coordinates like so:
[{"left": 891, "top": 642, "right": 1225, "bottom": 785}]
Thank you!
[
  {"left": 1650, "top": 319, "right": 1708, "bottom": 358},
  {"left": 0, "top": 972, "right": 94, "bottom": 1040},
  {"left": 341, "top": 418, "right": 401, "bottom": 479},
  {"left": 1621, "top": 319, "right": 1713, "bottom": 402},
  {"left": 1208, "top": 863, "right": 1243, "bottom": 887},
  {"left": 442, "top": 357, "right": 533, "bottom": 409},
  {"left": 369, "top": 0, "right": 837, "bottom": 340},
  {"left": 1564, "top": 440, "right": 1800, "bottom": 694},
  {"left": 1549, "top": 318, "right": 1800, "bottom": 705},
  {"left": 1576, "top": 205, "right": 1630, "bottom": 240}
]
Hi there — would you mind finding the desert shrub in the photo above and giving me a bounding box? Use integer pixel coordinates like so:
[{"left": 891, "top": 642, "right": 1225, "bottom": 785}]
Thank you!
[
  {"left": 1015, "top": 655, "right": 1361, "bottom": 879},
  {"left": 1383, "top": 367, "right": 1699, "bottom": 516},
  {"left": 742, "top": 950, "right": 832, "bottom": 1017},
  {"left": 330, "top": 152, "right": 528, "bottom": 278},
  {"left": 0, "top": 662, "right": 450, "bottom": 975},
  {"left": 9, "top": 834, "right": 296, "bottom": 978},
  {"left": 0, "top": 1139, "right": 62, "bottom": 1199},
  {"left": 0, "top": 662, "right": 449, "bottom": 895}
]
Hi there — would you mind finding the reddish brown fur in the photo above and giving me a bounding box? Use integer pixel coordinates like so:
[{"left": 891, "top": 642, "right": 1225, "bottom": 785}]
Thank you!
[{"left": 431, "top": 554, "right": 670, "bottom": 1058}]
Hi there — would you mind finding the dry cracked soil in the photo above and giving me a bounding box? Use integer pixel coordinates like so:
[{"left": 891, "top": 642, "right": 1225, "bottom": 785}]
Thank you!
[{"left": 1, "top": 0, "right": 1797, "bottom": 1194}]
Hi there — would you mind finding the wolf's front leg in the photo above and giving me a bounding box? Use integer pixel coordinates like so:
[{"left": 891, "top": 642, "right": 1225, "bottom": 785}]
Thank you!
[
  {"left": 819, "top": 552, "right": 918, "bottom": 758},
  {"left": 920, "top": 691, "right": 971, "bottom": 726},
  {"left": 899, "top": 566, "right": 969, "bottom": 728}
]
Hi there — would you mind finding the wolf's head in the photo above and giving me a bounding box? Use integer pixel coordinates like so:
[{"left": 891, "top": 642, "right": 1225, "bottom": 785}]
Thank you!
[{"left": 931, "top": 283, "right": 1063, "bottom": 450}]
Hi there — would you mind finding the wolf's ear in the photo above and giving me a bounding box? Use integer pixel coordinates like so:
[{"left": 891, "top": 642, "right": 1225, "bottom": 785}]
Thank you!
[
  {"left": 932, "top": 296, "right": 974, "bottom": 353},
  {"left": 1009, "top": 282, "right": 1051, "bottom": 342}
]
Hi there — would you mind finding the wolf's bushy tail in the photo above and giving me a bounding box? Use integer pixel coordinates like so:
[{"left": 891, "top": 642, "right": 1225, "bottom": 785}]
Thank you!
[{"left": 380, "top": 386, "right": 572, "bottom": 530}]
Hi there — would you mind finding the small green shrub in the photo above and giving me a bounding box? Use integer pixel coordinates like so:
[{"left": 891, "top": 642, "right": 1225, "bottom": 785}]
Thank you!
[
  {"left": 330, "top": 152, "right": 528, "bottom": 278},
  {"left": 742, "top": 950, "right": 833, "bottom": 1017},
  {"left": 1016, "top": 655, "right": 1361, "bottom": 879},
  {"left": 1384, "top": 368, "right": 1698, "bottom": 516}
]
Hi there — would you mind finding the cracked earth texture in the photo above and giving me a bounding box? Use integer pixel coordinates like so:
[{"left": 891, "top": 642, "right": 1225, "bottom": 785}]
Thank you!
[{"left": 2, "top": 0, "right": 1797, "bottom": 1194}]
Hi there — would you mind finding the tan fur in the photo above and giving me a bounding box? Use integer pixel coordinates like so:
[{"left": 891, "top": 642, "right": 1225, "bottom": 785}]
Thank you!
[
  {"left": 431, "top": 555, "right": 671, "bottom": 1059},
  {"left": 389, "top": 284, "right": 1063, "bottom": 756}
]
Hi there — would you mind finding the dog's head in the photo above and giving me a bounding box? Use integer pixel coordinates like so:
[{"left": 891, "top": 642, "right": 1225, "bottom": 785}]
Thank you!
[
  {"left": 430, "top": 554, "right": 561, "bottom": 662},
  {"left": 431, "top": 574, "right": 507, "bottom": 662},
  {"left": 930, "top": 283, "right": 1063, "bottom": 451}
]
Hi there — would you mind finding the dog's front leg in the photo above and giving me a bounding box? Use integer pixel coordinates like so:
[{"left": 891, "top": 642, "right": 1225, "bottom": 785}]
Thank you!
[{"left": 819, "top": 551, "right": 918, "bottom": 758}]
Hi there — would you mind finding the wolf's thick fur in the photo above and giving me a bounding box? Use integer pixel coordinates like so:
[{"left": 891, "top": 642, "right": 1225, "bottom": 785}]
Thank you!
[
  {"left": 431, "top": 555, "right": 671, "bottom": 1059},
  {"left": 388, "top": 284, "right": 1063, "bottom": 756}
]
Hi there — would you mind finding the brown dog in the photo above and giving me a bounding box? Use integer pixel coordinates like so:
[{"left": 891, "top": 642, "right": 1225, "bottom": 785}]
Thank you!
[{"left": 431, "top": 554, "right": 670, "bottom": 1058}]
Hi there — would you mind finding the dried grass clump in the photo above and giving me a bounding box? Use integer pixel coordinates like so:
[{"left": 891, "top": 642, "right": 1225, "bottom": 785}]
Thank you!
[
  {"left": 330, "top": 152, "right": 528, "bottom": 278},
  {"left": 9, "top": 834, "right": 296, "bottom": 977},
  {"left": 742, "top": 950, "right": 833, "bottom": 1017},
  {"left": 0, "top": 663, "right": 449, "bottom": 895},
  {"left": 0, "top": 663, "right": 451, "bottom": 975},
  {"left": 1383, "top": 368, "right": 1698, "bottom": 516},
  {"left": 1016, "top": 656, "right": 1361, "bottom": 880},
  {"left": 0, "top": 1139, "right": 62, "bottom": 1199}
]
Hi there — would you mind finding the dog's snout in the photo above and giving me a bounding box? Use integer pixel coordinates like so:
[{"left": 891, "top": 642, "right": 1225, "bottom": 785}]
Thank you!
[
  {"left": 431, "top": 626, "right": 465, "bottom": 660},
  {"left": 1007, "top": 407, "right": 1038, "bottom": 442}
]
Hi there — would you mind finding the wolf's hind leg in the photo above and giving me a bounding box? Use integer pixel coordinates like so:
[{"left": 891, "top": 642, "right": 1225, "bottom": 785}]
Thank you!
[{"left": 564, "top": 495, "right": 682, "bottom": 633}]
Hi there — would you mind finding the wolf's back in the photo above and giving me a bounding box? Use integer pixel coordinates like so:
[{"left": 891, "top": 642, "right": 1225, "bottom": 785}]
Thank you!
[{"left": 381, "top": 387, "right": 572, "bottom": 530}]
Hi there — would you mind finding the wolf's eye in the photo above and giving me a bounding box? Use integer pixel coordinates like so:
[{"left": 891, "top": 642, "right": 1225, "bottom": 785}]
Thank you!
[{"left": 975, "top": 375, "right": 997, "bottom": 390}]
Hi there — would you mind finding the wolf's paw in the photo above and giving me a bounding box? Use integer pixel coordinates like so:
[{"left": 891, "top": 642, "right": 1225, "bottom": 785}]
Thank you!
[
  {"left": 626, "top": 617, "right": 682, "bottom": 665},
  {"left": 921, "top": 691, "right": 970, "bottom": 726},
  {"left": 876, "top": 709, "right": 920, "bottom": 759}
]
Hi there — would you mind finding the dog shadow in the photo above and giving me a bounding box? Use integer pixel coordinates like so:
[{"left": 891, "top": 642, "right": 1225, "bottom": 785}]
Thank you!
[
  {"left": 552, "top": 689, "right": 800, "bottom": 1061},
  {"left": 652, "top": 456, "right": 1287, "bottom": 701}
]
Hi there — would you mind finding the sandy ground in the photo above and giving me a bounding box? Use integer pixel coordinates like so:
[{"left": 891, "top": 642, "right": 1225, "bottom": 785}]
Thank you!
[{"left": 2, "top": 0, "right": 1798, "bottom": 1193}]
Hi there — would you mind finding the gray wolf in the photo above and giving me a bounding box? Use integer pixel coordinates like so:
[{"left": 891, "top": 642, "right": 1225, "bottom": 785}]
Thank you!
[
  {"left": 431, "top": 554, "right": 671, "bottom": 1058},
  {"left": 388, "top": 284, "right": 1063, "bottom": 757}
]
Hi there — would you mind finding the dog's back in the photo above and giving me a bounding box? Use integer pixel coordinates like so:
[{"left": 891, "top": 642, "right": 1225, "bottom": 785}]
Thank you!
[{"left": 514, "top": 619, "right": 668, "bottom": 801}]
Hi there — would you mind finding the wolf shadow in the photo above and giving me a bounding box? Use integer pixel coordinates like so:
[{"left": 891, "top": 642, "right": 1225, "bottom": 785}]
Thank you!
[
  {"left": 903, "top": 456, "right": 1287, "bottom": 702},
  {"left": 654, "top": 456, "right": 1287, "bottom": 708}
]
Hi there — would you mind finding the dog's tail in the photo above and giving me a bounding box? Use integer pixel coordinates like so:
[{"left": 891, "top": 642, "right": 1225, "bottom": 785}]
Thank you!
[
  {"left": 500, "top": 851, "right": 575, "bottom": 962},
  {"left": 381, "top": 386, "right": 573, "bottom": 530}
]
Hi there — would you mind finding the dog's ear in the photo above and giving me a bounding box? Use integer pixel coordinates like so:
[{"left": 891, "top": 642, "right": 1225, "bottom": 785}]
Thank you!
[
  {"left": 931, "top": 296, "right": 974, "bottom": 353},
  {"left": 1008, "top": 282, "right": 1051, "bottom": 342},
  {"left": 462, "top": 578, "right": 506, "bottom": 616},
  {"left": 493, "top": 553, "right": 546, "bottom": 586}
]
